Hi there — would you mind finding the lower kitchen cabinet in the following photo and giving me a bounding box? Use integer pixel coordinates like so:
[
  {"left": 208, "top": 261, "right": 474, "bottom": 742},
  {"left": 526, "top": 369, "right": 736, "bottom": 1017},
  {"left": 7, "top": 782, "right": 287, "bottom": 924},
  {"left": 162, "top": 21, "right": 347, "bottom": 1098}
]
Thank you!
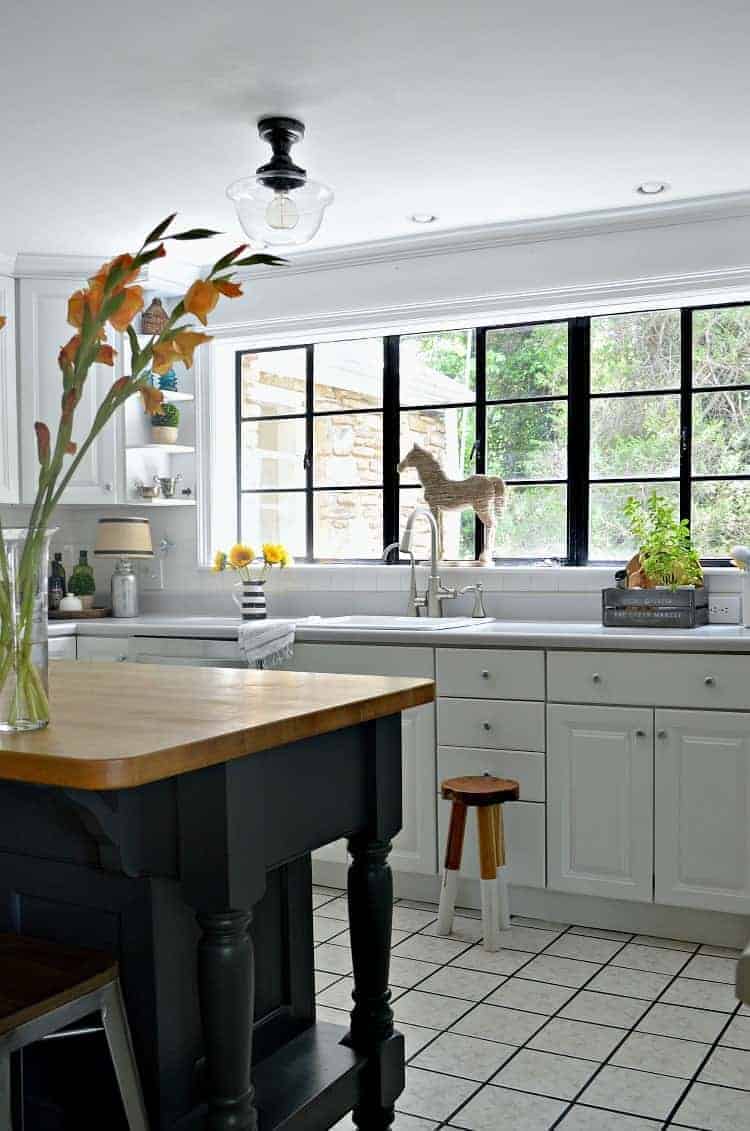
[
  {"left": 76, "top": 636, "right": 129, "bottom": 663},
  {"left": 278, "top": 643, "right": 438, "bottom": 875},
  {"left": 48, "top": 637, "right": 76, "bottom": 661},
  {"left": 437, "top": 745, "right": 546, "bottom": 887},
  {"left": 655, "top": 709, "right": 750, "bottom": 914},
  {"left": 547, "top": 703, "right": 654, "bottom": 902}
]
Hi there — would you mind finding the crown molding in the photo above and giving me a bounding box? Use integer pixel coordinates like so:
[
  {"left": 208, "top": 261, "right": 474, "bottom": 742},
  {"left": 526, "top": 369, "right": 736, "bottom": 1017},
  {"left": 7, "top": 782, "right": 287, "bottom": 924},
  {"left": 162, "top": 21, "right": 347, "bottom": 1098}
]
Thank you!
[
  {"left": 207, "top": 262, "right": 750, "bottom": 346},
  {"left": 226, "top": 189, "right": 750, "bottom": 281},
  {"left": 11, "top": 252, "right": 198, "bottom": 294}
]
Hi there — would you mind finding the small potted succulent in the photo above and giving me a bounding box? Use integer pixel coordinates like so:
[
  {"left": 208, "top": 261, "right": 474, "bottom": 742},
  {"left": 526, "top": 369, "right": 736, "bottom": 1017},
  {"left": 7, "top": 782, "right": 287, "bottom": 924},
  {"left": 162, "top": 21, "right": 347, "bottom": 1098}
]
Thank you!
[
  {"left": 151, "top": 401, "right": 180, "bottom": 444},
  {"left": 67, "top": 564, "right": 97, "bottom": 610}
]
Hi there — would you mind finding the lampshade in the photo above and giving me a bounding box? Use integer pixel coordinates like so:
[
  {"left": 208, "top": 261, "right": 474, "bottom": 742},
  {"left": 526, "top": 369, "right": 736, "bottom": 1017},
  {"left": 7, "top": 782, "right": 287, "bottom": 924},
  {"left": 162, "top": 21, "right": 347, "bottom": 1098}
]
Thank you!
[{"left": 94, "top": 518, "right": 153, "bottom": 558}]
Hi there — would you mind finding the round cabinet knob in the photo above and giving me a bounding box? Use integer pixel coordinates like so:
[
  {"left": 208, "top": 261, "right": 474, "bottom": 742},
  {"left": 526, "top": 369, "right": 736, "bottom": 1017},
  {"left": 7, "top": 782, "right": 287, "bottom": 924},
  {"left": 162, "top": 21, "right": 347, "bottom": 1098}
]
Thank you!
[
  {"left": 103, "top": 482, "right": 113, "bottom": 493},
  {"left": 482, "top": 721, "right": 492, "bottom": 732},
  {"left": 704, "top": 675, "right": 716, "bottom": 687},
  {"left": 635, "top": 729, "right": 646, "bottom": 738},
  {"left": 657, "top": 729, "right": 667, "bottom": 739},
  {"left": 591, "top": 672, "right": 602, "bottom": 684},
  {"left": 116, "top": 655, "right": 128, "bottom": 662},
  {"left": 481, "top": 669, "right": 490, "bottom": 680}
]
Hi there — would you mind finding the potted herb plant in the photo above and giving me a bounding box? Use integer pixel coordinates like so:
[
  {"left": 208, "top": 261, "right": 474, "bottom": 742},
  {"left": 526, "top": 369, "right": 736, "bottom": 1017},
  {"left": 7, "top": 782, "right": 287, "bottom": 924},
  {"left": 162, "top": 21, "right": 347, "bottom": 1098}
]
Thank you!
[
  {"left": 602, "top": 492, "right": 706, "bottom": 627},
  {"left": 151, "top": 401, "right": 180, "bottom": 444},
  {"left": 68, "top": 564, "right": 97, "bottom": 610}
]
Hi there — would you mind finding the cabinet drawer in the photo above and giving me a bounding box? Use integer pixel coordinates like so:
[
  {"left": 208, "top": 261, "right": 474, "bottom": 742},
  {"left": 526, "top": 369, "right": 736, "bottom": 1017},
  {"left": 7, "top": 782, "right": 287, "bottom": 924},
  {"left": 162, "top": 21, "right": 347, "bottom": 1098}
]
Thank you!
[
  {"left": 76, "top": 636, "right": 129, "bottom": 662},
  {"left": 278, "top": 642, "right": 433, "bottom": 679},
  {"left": 129, "top": 637, "right": 243, "bottom": 665},
  {"left": 48, "top": 637, "right": 76, "bottom": 661},
  {"left": 437, "top": 648, "right": 544, "bottom": 700},
  {"left": 438, "top": 744, "right": 545, "bottom": 887},
  {"left": 438, "top": 698, "right": 545, "bottom": 752},
  {"left": 548, "top": 650, "right": 750, "bottom": 711},
  {"left": 437, "top": 745, "right": 545, "bottom": 802}
]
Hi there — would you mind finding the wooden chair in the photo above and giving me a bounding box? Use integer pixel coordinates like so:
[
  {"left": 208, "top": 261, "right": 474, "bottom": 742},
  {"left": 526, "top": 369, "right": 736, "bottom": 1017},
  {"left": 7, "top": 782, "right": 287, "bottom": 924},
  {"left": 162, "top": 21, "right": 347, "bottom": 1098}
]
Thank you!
[
  {"left": 0, "top": 933, "right": 149, "bottom": 1129},
  {"left": 436, "top": 775, "right": 520, "bottom": 952}
]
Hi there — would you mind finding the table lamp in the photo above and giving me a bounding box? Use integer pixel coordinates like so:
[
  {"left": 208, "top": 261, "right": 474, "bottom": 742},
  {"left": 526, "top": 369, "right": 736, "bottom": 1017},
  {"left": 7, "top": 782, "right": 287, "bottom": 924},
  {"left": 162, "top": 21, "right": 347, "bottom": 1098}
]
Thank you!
[{"left": 95, "top": 518, "right": 154, "bottom": 618}]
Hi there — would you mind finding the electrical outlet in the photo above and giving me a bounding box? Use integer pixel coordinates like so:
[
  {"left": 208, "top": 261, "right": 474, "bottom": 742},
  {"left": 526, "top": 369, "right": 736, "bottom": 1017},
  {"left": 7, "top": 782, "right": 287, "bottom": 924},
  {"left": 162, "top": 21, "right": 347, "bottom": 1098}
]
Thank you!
[
  {"left": 708, "top": 595, "right": 741, "bottom": 623},
  {"left": 140, "top": 558, "right": 164, "bottom": 591}
]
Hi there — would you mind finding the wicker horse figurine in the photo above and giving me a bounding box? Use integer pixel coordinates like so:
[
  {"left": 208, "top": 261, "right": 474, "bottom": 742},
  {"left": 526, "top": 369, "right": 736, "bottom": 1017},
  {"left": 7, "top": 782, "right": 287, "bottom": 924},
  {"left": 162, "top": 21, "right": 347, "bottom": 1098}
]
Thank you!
[{"left": 399, "top": 444, "right": 505, "bottom": 563}]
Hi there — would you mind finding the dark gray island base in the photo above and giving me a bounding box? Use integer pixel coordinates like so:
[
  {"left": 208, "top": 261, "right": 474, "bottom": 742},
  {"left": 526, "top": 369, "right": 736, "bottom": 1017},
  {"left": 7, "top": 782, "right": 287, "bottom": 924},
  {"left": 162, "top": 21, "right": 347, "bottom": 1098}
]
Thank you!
[{"left": 0, "top": 663, "right": 434, "bottom": 1131}]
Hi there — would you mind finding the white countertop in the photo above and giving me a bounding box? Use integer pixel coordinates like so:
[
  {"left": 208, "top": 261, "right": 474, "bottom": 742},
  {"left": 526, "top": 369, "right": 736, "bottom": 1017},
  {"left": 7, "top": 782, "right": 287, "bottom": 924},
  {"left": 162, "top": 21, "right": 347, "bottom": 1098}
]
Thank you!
[{"left": 47, "top": 613, "right": 750, "bottom": 652}]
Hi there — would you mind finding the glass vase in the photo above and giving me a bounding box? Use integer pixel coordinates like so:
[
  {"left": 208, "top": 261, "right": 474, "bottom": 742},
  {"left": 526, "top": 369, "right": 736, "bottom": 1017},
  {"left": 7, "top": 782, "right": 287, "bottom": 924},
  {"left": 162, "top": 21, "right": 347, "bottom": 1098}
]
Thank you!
[{"left": 0, "top": 528, "right": 54, "bottom": 732}]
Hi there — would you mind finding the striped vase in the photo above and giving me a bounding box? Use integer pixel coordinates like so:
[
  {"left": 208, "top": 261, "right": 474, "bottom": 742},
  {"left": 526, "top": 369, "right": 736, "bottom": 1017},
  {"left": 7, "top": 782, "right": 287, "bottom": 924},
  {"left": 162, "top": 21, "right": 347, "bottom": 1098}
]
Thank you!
[{"left": 233, "top": 579, "right": 267, "bottom": 621}]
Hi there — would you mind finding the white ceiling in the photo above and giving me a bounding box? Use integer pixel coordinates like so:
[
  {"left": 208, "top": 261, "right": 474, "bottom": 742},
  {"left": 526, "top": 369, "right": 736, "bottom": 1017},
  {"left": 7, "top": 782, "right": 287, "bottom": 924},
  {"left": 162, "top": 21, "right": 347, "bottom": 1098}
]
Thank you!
[{"left": 3, "top": 0, "right": 750, "bottom": 264}]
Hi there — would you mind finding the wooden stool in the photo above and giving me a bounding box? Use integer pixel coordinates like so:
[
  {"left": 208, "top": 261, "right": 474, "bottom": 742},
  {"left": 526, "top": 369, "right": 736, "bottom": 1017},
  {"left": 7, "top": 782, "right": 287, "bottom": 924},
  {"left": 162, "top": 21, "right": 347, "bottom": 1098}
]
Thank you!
[
  {"left": 0, "top": 933, "right": 149, "bottom": 1129},
  {"left": 436, "top": 775, "right": 519, "bottom": 952}
]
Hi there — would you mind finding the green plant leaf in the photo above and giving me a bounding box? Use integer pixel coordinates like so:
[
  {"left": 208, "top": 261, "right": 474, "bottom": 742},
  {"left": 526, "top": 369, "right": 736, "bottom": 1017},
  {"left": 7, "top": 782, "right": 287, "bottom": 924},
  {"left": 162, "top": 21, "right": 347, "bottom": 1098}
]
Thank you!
[
  {"left": 233, "top": 254, "right": 287, "bottom": 267},
  {"left": 142, "top": 214, "right": 177, "bottom": 246},
  {"left": 168, "top": 228, "right": 223, "bottom": 241}
]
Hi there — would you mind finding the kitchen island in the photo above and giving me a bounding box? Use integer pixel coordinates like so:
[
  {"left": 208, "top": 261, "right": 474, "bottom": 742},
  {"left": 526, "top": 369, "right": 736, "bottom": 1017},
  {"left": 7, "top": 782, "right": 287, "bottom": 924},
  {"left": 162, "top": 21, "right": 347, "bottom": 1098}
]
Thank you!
[{"left": 0, "top": 662, "right": 434, "bottom": 1130}]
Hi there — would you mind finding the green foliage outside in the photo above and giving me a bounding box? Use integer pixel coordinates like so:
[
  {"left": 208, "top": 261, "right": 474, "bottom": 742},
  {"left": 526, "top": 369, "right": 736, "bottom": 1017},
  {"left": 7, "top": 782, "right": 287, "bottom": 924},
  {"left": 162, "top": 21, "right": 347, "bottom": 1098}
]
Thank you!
[{"left": 414, "top": 307, "right": 750, "bottom": 561}]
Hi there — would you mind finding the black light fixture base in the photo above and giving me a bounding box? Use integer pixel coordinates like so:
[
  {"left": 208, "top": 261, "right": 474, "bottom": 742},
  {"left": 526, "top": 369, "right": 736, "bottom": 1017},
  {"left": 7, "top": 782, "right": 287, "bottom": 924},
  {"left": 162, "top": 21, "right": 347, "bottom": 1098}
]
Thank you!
[{"left": 256, "top": 116, "right": 307, "bottom": 191}]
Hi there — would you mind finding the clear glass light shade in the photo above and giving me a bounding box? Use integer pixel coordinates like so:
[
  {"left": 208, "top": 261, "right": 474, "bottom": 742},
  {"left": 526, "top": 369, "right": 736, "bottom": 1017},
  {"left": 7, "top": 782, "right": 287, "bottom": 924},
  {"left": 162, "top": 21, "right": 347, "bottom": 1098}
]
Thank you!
[{"left": 226, "top": 173, "right": 334, "bottom": 247}]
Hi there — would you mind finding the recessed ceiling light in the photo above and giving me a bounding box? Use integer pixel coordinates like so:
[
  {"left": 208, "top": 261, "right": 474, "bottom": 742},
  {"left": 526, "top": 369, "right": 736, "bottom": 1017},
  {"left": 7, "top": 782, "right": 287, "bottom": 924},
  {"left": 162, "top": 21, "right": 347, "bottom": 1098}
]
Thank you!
[
  {"left": 636, "top": 181, "right": 670, "bottom": 196},
  {"left": 409, "top": 212, "right": 437, "bottom": 224}
]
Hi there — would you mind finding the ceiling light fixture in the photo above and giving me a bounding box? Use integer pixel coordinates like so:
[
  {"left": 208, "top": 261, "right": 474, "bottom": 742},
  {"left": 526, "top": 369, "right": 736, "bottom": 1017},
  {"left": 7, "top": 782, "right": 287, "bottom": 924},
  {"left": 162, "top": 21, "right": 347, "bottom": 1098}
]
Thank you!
[
  {"left": 409, "top": 212, "right": 437, "bottom": 224},
  {"left": 227, "top": 117, "right": 334, "bottom": 247},
  {"left": 636, "top": 181, "right": 670, "bottom": 196}
]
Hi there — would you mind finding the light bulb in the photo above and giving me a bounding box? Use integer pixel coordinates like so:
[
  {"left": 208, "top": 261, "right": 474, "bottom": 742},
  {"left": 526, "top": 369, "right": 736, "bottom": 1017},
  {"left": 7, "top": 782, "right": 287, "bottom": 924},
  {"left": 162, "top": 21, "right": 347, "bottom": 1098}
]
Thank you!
[{"left": 265, "top": 191, "right": 299, "bottom": 231}]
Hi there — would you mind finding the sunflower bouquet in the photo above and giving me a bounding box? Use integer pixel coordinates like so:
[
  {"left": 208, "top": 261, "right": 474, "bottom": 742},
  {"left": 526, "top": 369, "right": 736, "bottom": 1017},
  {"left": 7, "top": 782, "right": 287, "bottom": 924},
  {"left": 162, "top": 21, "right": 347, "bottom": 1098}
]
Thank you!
[
  {"left": 0, "top": 215, "right": 283, "bottom": 730},
  {"left": 212, "top": 542, "right": 292, "bottom": 582}
]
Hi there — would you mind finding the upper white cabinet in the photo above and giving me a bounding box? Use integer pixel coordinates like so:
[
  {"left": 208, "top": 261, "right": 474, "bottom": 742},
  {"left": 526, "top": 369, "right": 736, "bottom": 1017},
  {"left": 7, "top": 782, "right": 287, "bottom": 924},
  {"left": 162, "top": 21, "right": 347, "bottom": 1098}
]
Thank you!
[
  {"left": 655, "top": 709, "right": 750, "bottom": 914},
  {"left": 547, "top": 703, "right": 654, "bottom": 902},
  {"left": 0, "top": 275, "right": 19, "bottom": 503},
  {"left": 18, "top": 278, "right": 123, "bottom": 504}
]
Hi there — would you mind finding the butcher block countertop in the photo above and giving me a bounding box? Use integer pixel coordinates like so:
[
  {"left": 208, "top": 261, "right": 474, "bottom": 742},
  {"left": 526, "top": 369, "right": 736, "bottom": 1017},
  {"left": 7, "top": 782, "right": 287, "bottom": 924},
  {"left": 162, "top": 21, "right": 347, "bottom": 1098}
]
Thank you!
[{"left": 0, "top": 662, "right": 434, "bottom": 791}]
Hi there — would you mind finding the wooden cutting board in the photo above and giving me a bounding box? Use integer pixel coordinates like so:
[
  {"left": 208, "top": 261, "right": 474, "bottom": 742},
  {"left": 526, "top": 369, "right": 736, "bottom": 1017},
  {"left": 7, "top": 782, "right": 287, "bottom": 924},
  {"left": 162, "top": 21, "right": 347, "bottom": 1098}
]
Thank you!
[{"left": 49, "top": 608, "right": 112, "bottom": 620}]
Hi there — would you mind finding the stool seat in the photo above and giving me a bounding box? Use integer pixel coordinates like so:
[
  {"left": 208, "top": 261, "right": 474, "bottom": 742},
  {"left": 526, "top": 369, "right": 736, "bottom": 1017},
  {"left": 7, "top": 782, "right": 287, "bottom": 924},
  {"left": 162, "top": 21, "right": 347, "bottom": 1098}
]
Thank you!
[
  {"left": 0, "top": 933, "right": 149, "bottom": 1128},
  {"left": 441, "top": 775, "right": 520, "bottom": 806}
]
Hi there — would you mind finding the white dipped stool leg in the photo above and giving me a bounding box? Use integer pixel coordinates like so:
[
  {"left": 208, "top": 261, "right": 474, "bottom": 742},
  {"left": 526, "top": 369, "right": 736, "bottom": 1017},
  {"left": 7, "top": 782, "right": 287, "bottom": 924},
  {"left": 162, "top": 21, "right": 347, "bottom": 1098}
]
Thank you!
[
  {"left": 491, "top": 805, "right": 512, "bottom": 931},
  {"left": 477, "top": 807, "right": 501, "bottom": 952},
  {"left": 435, "top": 801, "right": 466, "bottom": 937}
]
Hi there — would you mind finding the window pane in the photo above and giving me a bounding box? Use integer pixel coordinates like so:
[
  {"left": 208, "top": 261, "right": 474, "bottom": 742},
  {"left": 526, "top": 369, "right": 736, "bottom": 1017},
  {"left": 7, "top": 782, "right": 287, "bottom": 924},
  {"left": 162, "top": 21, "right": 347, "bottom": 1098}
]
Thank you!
[
  {"left": 313, "top": 338, "right": 383, "bottom": 411},
  {"left": 399, "top": 407, "right": 476, "bottom": 486},
  {"left": 493, "top": 484, "right": 566, "bottom": 559},
  {"left": 590, "top": 394, "right": 680, "bottom": 479},
  {"left": 692, "top": 480, "right": 750, "bottom": 558},
  {"left": 314, "top": 413, "right": 382, "bottom": 488},
  {"left": 314, "top": 490, "right": 383, "bottom": 559},
  {"left": 400, "top": 329, "right": 475, "bottom": 406},
  {"left": 590, "top": 310, "right": 680, "bottom": 393},
  {"left": 694, "top": 306, "right": 750, "bottom": 388},
  {"left": 693, "top": 389, "right": 750, "bottom": 476},
  {"left": 241, "top": 491, "right": 306, "bottom": 557},
  {"left": 589, "top": 481, "right": 679, "bottom": 560},
  {"left": 241, "top": 418, "right": 306, "bottom": 489},
  {"left": 486, "top": 402, "right": 567, "bottom": 480},
  {"left": 399, "top": 488, "right": 475, "bottom": 561},
  {"left": 240, "top": 348, "right": 307, "bottom": 417},
  {"left": 486, "top": 323, "right": 567, "bottom": 400}
]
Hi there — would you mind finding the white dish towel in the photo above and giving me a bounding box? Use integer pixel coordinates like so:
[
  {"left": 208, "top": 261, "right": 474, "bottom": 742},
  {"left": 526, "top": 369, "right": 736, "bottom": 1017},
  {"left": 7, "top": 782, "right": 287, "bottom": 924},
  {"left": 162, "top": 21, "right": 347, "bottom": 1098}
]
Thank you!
[{"left": 238, "top": 618, "right": 295, "bottom": 669}]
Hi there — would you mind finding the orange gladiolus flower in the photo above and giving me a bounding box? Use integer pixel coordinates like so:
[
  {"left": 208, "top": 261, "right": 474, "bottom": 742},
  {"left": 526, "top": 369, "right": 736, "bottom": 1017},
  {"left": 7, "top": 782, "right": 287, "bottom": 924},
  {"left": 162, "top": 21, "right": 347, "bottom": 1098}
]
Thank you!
[
  {"left": 139, "top": 385, "right": 164, "bottom": 414},
  {"left": 173, "top": 329, "right": 212, "bottom": 368},
  {"left": 213, "top": 279, "right": 243, "bottom": 298},
  {"left": 151, "top": 340, "right": 181, "bottom": 375},
  {"left": 108, "top": 285, "right": 144, "bottom": 332},
  {"left": 184, "top": 279, "right": 219, "bottom": 325},
  {"left": 58, "top": 334, "right": 81, "bottom": 368},
  {"left": 96, "top": 343, "right": 116, "bottom": 366},
  {"left": 0, "top": 315, "right": 5, "bottom": 330},
  {"left": 88, "top": 253, "right": 140, "bottom": 294}
]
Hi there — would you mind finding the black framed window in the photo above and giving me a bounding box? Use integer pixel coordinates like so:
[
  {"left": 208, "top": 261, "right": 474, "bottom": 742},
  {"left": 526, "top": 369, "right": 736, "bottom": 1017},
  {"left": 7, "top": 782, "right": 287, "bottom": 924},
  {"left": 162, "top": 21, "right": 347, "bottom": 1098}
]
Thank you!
[{"left": 235, "top": 301, "right": 750, "bottom": 564}]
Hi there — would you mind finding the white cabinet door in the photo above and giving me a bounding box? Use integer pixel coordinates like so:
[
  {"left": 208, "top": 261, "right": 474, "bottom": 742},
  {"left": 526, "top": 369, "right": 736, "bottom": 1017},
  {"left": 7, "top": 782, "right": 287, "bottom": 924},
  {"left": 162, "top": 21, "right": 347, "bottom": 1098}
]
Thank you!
[
  {"left": 48, "top": 637, "right": 76, "bottom": 661},
  {"left": 0, "top": 275, "right": 19, "bottom": 503},
  {"left": 18, "top": 278, "right": 122, "bottom": 504},
  {"left": 278, "top": 643, "right": 437, "bottom": 874},
  {"left": 547, "top": 704, "right": 654, "bottom": 901},
  {"left": 655, "top": 709, "right": 750, "bottom": 914},
  {"left": 77, "top": 636, "right": 130, "bottom": 663}
]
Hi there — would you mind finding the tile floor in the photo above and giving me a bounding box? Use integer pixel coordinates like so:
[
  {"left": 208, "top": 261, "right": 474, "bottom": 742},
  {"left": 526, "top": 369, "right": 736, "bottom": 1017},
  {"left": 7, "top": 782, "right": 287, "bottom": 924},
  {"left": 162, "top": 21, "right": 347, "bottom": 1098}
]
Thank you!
[{"left": 311, "top": 885, "right": 749, "bottom": 1131}]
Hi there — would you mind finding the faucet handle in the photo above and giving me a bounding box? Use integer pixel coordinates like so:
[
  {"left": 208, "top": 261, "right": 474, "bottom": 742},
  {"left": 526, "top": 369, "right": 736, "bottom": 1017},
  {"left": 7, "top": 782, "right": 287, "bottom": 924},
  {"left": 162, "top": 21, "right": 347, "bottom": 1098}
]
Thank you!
[{"left": 458, "top": 582, "right": 487, "bottom": 618}]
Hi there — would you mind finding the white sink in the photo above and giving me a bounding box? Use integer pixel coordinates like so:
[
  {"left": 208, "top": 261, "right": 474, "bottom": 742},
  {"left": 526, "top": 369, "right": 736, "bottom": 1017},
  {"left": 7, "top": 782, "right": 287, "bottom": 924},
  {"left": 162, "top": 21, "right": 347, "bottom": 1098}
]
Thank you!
[{"left": 300, "top": 615, "right": 490, "bottom": 631}]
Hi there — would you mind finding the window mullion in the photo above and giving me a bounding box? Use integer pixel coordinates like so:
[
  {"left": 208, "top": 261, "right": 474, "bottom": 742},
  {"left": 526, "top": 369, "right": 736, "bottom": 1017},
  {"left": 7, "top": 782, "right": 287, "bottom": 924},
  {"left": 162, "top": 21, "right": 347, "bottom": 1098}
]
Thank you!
[
  {"left": 680, "top": 308, "right": 693, "bottom": 527},
  {"left": 567, "top": 318, "right": 590, "bottom": 565},
  {"left": 305, "top": 345, "right": 314, "bottom": 561},
  {"left": 475, "top": 328, "right": 487, "bottom": 561},
  {"left": 383, "top": 336, "right": 400, "bottom": 550}
]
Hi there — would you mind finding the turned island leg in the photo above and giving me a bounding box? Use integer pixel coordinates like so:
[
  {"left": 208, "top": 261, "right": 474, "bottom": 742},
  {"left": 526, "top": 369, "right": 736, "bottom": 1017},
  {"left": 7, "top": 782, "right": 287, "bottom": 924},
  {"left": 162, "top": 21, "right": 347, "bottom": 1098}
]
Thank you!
[
  {"left": 346, "top": 834, "right": 404, "bottom": 1131},
  {"left": 197, "top": 909, "right": 257, "bottom": 1131}
]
